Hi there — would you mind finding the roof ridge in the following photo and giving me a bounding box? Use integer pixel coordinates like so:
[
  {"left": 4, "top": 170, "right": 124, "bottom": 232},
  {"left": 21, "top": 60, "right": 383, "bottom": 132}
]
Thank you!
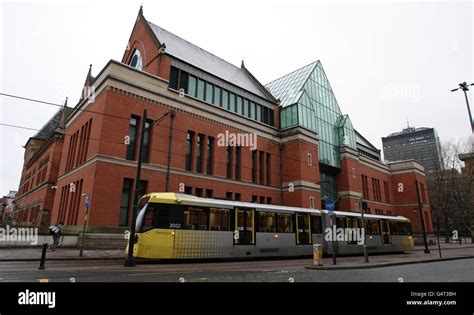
[
  {"left": 148, "top": 21, "right": 243, "bottom": 73},
  {"left": 265, "top": 60, "right": 319, "bottom": 86}
]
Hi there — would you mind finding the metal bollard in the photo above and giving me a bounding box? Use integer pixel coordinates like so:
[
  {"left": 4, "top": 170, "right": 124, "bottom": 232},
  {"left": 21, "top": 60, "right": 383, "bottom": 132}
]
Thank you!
[{"left": 38, "top": 243, "right": 48, "bottom": 270}]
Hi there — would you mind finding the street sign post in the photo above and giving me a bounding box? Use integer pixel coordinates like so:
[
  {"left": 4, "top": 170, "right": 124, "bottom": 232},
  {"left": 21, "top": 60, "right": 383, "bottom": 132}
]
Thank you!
[
  {"left": 79, "top": 194, "right": 90, "bottom": 257},
  {"left": 325, "top": 199, "right": 337, "bottom": 265}
]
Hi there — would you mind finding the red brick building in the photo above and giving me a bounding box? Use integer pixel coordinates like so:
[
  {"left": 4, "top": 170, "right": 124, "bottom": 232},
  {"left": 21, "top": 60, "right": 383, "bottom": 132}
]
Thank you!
[{"left": 16, "top": 7, "right": 433, "bottom": 235}]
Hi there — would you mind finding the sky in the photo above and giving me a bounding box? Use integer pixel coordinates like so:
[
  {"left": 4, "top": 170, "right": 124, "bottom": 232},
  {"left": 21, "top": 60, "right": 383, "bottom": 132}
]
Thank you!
[{"left": 0, "top": 0, "right": 473, "bottom": 193}]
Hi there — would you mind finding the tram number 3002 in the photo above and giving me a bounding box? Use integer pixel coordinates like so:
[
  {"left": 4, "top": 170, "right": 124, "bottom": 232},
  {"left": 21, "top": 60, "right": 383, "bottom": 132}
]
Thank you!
[{"left": 169, "top": 223, "right": 181, "bottom": 229}]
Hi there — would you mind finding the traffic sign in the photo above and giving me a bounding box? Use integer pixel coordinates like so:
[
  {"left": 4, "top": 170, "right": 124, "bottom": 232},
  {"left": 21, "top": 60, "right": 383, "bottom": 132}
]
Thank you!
[{"left": 325, "top": 199, "right": 335, "bottom": 212}]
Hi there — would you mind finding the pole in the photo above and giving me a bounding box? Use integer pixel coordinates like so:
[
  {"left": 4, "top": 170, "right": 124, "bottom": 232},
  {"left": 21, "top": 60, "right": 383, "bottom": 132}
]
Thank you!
[
  {"left": 38, "top": 243, "right": 47, "bottom": 270},
  {"left": 359, "top": 200, "right": 369, "bottom": 263},
  {"left": 415, "top": 180, "right": 430, "bottom": 253},
  {"left": 330, "top": 212, "right": 337, "bottom": 265},
  {"left": 79, "top": 194, "right": 90, "bottom": 257},
  {"left": 436, "top": 211, "right": 442, "bottom": 258},
  {"left": 124, "top": 109, "right": 147, "bottom": 267},
  {"left": 165, "top": 110, "right": 176, "bottom": 192},
  {"left": 462, "top": 88, "right": 474, "bottom": 133}
]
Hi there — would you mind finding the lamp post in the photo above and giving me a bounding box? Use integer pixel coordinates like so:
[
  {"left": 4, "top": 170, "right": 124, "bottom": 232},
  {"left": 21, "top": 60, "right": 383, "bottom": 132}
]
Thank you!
[
  {"left": 451, "top": 81, "right": 474, "bottom": 133},
  {"left": 415, "top": 180, "right": 430, "bottom": 253},
  {"left": 358, "top": 199, "right": 369, "bottom": 263},
  {"left": 79, "top": 193, "right": 90, "bottom": 257},
  {"left": 124, "top": 109, "right": 175, "bottom": 267}
]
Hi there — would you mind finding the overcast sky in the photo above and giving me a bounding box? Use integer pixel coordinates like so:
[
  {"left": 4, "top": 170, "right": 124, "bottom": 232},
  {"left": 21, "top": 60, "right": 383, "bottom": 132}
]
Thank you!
[{"left": 0, "top": 0, "right": 473, "bottom": 193}]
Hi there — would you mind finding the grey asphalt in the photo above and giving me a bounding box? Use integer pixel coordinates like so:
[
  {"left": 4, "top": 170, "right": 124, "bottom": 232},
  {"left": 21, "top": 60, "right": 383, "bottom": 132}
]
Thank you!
[{"left": 0, "top": 256, "right": 473, "bottom": 282}]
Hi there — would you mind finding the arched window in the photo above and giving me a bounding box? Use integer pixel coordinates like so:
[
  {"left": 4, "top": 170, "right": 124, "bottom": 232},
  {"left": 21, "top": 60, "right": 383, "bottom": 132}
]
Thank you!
[{"left": 129, "top": 49, "right": 142, "bottom": 70}]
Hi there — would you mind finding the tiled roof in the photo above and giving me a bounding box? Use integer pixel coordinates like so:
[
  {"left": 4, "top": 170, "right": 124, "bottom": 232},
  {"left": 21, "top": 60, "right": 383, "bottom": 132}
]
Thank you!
[
  {"left": 148, "top": 22, "right": 273, "bottom": 101},
  {"left": 33, "top": 107, "right": 72, "bottom": 141}
]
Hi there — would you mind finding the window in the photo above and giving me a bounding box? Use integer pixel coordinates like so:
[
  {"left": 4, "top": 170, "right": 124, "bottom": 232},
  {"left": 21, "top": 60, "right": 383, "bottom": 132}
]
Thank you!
[
  {"left": 277, "top": 213, "right": 293, "bottom": 233},
  {"left": 141, "top": 120, "right": 152, "bottom": 163},
  {"left": 398, "top": 222, "right": 412, "bottom": 235},
  {"left": 195, "top": 188, "right": 203, "bottom": 197},
  {"left": 310, "top": 196, "right": 315, "bottom": 209},
  {"left": 229, "top": 93, "right": 236, "bottom": 112},
  {"left": 307, "top": 153, "right": 312, "bottom": 166},
  {"left": 266, "top": 153, "right": 271, "bottom": 185},
  {"left": 129, "top": 49, "right": 142, "bottom": 70},
  {"left": 169, "top": 66, "right": 179, "bottom": 90},
  {"left": 252, "top": 150, "right": 257, "bottom": 183},
  {"left": 258, "top": 212, "right": 276, "bottom": 232},
  {"left": 226, "top": 192, "right": 233, "bottom": 200},
  {"left": 259, "top": 151, "right": 264, "bottom": 184},
  {"left": 296, "top": 213, "right": 311, "bottom": 244},
  {"left": 140, "top": 203, "right": 184, "bottom": 231},
  {"left": 188, "top": 75, "right": 197, "bottom": 97},
  {"left": 205, "top": 189, "right": 213, "bottom": 198},
  {"left": 263, "top": 107, "right": 269, "bottom": 124},
  {"left": 370, "top": 220, "right": 380, "bottom": 235},
  {"left": 205, "top": 83, "right": 213, "bottom": 103},
  {"left": 390, "top": 221, "right": 399, "bottom": 235},
  {"left": 235, "top": 146, "right": 241, "bottom": 180},
  {"left": 197, "top": 79, "right": 205, "bottom": 100},
  {"left": 311, "top": 216, "right": 322, "bottom": 234},
  {"left": 250, "top": 102, "right": 256, "bottom": 119},
  {"left": 184, "top": 186, "right": 192, "bottom": 194},
  {"left": 269, "top": 109, "right": 274, "bottom": 126},
  {"left": 226, "top": 145, "right": 233, "bottom": 179},
  {"left": 206, "top": 136, "right": 214, "bottom": 175},
  {"left": 235, "top": 193, "right": 241, "bottom": 201},
  {"left": 222, "top": 90, "right": 229, "bottom": 109},
  {"left": 119, "top": 178, "right": 133, "bottom": 226},
  {"left": 384, "top": 181, "right": 390, "bottom": 203},
  {"left": 213, "top": 87, "right": 221, "bottom": 107},
  {"left": 178, "top": 71, "right": 189, "bottom": 94},
  {"left": 251, "top": 195, "right": 258, "bottom": 203},
  {"left": 266, "top": 197, "right": 272, "bottom": 204},
  {"left": 126, "top": 116, "right": 139, "bottom": 160},
  {"left": 185, "top": 131, "right": 194, "bottom": 171},
  {"left": 243, "top": 99, "right": 249, "bottom": 117},
  {"left": 236, "top": 96, "right": 243, "bottom": 115},
  {"left": 209, "top": 208, "right": 230, "bottom": 231},
  {"left": 196, "top": 134, "right": 204, "bottom": 173},
  {"left": 183, "top": 206, "right": 207, "bottom": 230},
  {"left": 256, "top": 104, "right": 262, "bottom": 122},
  {"left": 259, "top": 196, "right": 265, "bottom": 204}
]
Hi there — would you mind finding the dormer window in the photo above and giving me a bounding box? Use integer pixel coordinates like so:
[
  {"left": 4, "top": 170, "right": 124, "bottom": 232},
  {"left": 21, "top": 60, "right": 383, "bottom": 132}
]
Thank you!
[{"left": 129, "top": 49, "right": 142, "bottom": 70}]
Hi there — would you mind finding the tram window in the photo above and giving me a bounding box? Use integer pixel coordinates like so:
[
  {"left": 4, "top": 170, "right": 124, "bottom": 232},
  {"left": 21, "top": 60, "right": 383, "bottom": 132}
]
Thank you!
[
  {"left": 347, "top": 217, "right": 358, "bottom": 229},
  {"left": 311, "top": 216, "right": 322, "bottom": 234},
  {"left": 362, "top": 219, "right": 371, "bottom": 235},
  {"left": 370, "top": 220, "right": 380, "bottom": 235},
  {"left": 184, "top": 206, "right": 208, "bottom": 230},
  {"left": 258, "top": 212, "right": 276, "bottom": 232},
  {"left": 336, "top": 217, "right": 346, "bottom": 229},
  {"left": 390, "top": 221, "right": 399, "bottom": 235},
  {"left": 296, "top": 214, "right": 311, "bottom": 244},
  {"left": 140, "top": 203, "right": 184, "bottom": 231},
  {"left": 398, "top": 222, "right": 411, "bottom": 235},
  {"left": 276, "top": 213, "right": 293, "bottom": 233},
  {"left": 209, "top": 208, "right": 230, "bottom": 231}
]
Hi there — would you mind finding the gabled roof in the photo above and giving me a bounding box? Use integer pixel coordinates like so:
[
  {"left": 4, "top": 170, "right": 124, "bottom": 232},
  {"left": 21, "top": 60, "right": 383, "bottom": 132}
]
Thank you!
[
  {"left": 265, "top": 61, "right": 319, "bottom": 107},
  {"left": 147, "top": 21, "right": 274, "bottom": 102},
  {"left": 32, "top": 106, "right": 72, "bottom": 141},
  {"left": 355, "top": 129, "right": 379, "bottom": 152}
]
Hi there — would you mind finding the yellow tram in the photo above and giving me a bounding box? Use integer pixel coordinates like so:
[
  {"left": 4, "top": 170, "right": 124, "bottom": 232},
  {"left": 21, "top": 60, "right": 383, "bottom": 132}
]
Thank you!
[{"left": 127, "top": 192, "right": 414, "bottom": 259}]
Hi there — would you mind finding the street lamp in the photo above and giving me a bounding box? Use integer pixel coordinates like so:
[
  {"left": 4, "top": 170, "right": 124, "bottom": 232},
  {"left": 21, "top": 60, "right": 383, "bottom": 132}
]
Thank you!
[
  {"left": 451, "top": 82, "right": 474, "bottom": 133},
  {"left": 358, "top": 199, "right": 369, "bottom": 263},
  {"left": 124, "top": 109, "right": 175, "bottom": 267},
  {"left": 414, "top": 180, "right": 430, "bottom": 253}
]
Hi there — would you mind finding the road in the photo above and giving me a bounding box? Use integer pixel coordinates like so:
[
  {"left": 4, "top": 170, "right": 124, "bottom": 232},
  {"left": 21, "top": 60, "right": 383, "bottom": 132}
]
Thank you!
[{"left": 0, "top": 257, "right": 473, "bottom": 282}]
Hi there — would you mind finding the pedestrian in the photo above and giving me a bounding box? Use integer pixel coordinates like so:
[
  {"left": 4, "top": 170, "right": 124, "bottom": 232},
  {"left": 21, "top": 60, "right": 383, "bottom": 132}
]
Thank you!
[{"left": 48, "top": 222, "right": 64, "bottom": 251}]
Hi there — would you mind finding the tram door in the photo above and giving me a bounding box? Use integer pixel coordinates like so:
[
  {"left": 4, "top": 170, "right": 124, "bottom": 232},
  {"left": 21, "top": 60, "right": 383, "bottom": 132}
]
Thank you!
[
  {"left": 381, "top": 220, "right": 391, "bottom": 244},
  {"left": 235, "top": 208, "right": 255, "bottom": 245}
]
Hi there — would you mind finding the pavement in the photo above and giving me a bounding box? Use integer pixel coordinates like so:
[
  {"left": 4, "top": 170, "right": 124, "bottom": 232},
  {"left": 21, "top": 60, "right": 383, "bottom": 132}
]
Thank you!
[{"left": 0, "top": 243, "right": 473, "bottom": 270}]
